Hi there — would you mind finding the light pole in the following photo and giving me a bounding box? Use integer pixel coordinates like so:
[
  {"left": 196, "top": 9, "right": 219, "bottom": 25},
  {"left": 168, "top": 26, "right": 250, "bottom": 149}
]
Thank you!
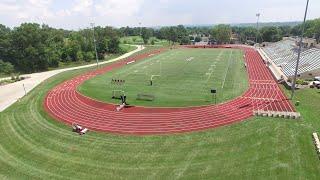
[
  {"left": 291, "top": 0, "right": 310, "bottom": 100},
  {"left": 139, "top": 22, "right": 142, "bottom": 46},
  {"left": 256, "top": 13, "right": 261, "bottom": 44},
  {"left": 91, "top": 23, "right": 99, "bottom": 67}
]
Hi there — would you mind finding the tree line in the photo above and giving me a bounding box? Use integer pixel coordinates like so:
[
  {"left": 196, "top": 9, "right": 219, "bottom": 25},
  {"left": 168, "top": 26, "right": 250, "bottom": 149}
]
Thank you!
[
  {"left": 0, "top": 23, "right": 122, "bottom": 74},
  {"left": 233, "top": 18, "right": 320, "bottom": 44},
  {"left": 1, "top": 18, "right": 319, "bottom": 75},
  {"left": 119, "top": 18, "right": 319, "bottom": 46}
]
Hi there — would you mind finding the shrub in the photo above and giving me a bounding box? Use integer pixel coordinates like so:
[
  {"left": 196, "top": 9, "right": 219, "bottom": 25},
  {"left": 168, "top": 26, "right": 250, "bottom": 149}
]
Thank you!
[
  {"left": 296, "top": 79, "right": 304, "bottom": 85},
  {"left": 84, "top": 52, "right": 95, "bottom": 62},
  {"left": 0, "top": 60, "right": 14, "bottom": 74}
]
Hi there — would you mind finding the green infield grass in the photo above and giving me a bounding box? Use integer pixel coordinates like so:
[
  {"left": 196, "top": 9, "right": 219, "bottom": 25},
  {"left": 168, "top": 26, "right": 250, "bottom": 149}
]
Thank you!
[{"left": 78, "top": 48, "right": 248, "bottom": 107}]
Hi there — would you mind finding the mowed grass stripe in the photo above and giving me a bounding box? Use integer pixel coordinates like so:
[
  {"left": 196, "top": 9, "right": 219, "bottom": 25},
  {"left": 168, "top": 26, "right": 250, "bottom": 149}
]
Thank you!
[{"left": 79, "top": 48, "right": 248, "bottom": 107}]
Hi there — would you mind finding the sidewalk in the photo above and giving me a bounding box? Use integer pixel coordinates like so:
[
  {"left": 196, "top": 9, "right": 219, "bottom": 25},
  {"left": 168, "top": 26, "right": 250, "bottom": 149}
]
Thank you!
[{"left": 0, "top": 45, "right": 144, "bottom": 112}]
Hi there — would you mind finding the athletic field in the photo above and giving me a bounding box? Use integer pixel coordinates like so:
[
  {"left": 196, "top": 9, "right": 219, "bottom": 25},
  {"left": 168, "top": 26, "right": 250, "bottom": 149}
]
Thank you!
[
  {"left": 79, "top": 48, "right": 248, "bottom": 107},
  {"left": 0, "top": 47, "right": 320, "bottom": 178}
]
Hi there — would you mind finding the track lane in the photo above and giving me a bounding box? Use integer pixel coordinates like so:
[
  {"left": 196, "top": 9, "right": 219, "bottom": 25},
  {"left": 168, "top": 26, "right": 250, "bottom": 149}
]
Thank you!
[{"left": 44, "top": 46, "right": 295, "bottom": 135}]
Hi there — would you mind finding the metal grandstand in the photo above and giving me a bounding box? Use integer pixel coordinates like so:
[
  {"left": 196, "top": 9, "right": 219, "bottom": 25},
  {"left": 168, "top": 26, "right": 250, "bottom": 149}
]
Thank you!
[{"left": 261, "top": 38, "right": 320, "bottom": 79}]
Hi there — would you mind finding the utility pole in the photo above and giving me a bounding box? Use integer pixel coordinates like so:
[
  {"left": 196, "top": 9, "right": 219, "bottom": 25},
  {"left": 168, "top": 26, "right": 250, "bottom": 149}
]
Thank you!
[
  {"left": 256, "top": 13, "right": 261, "bottom": 44},
  {"left": 139, "top": 22, "right": 142, "bottom": 46},
  {"left": 91, "top": 23, "right": 99, "bottom": 67},
  {"left": 291, "top": 0, "right": 310, "bottom": 100}
]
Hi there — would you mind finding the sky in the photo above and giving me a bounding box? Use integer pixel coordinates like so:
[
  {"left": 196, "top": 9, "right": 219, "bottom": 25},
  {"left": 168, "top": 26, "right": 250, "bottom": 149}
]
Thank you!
[{"left": 0, "top": 0, "right": 319, "bottom": 30}]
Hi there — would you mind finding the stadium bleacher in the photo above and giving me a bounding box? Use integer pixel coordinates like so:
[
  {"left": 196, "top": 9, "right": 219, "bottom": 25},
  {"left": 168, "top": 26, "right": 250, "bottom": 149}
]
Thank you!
[{"left": 262, "top": 39, "right": 320, "bottom": 78}]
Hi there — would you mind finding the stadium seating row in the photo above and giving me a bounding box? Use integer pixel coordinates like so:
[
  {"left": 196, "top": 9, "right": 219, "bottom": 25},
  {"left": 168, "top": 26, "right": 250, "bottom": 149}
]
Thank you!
[{"left": 263, "top": 40, "right": 320, "bottom": 77}]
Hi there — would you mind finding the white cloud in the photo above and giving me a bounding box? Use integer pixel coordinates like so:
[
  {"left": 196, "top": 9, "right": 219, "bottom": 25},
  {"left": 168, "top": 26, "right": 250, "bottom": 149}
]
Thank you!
[
  {"left": 0, "top": 0, "right": 319, "bottom": 29},
  {"left": 72, "top": 0, "right": 93, "bottom": 15},
  {"left": 95, "top": 0, "right": 143, "bottom": 17}
]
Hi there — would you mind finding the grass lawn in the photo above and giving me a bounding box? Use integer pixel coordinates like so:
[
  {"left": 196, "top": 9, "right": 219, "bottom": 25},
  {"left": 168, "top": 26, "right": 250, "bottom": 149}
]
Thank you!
[
  {"left": 120, "top": 36, "right": 169, "bottom": 46},
  {"left": 0, "top": 74, "right": 9, "bottom": 78},
  {"left": 0, "top": 46, "right": 320, "bottom": 179},
  {"left": 79, "top": 48, "right": 248, "bottom": 107},
  {"left": 48, "top": 44, "right": 137, "bottom": 71}
]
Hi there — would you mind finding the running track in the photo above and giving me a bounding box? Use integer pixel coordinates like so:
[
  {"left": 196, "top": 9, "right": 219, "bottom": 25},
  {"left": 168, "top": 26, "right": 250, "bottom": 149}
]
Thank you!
[{"left": 44, "top": 45, "right": 295, "bottom": 135}]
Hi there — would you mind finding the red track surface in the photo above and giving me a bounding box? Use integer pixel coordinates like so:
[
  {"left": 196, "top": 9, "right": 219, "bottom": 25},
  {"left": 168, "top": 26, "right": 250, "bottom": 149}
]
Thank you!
[{"left": 44, "top": 46, "right": 295, "bottom": 135}]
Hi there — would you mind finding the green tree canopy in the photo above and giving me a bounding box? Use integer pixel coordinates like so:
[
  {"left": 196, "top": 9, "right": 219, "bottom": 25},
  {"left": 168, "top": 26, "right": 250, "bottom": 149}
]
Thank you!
[
  {"left": 0, "top": 60, "right": 14, "bottom": 74},
  {"left": 141, "top": 27, "right": 152, "bottom": 44},
  {"left": 211, "top": 24, "right": 232, "bottom": 44},
  {"left": 260, "top": 26, "right": 282, "bottom": 42}
]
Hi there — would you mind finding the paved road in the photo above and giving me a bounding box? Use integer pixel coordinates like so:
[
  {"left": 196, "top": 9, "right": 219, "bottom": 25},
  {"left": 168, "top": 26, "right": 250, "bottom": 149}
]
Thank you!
[{"left": 0, "top": 45, "right": 144, "bottom": 112}]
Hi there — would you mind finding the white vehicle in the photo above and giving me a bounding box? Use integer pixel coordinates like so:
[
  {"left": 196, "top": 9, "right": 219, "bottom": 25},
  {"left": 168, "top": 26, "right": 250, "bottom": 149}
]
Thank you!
[
  {"left": 310, "top": 81, "right": 320, "bottom": 89},
  {"left": 314, "top": 76, "right": 320, "bottom": 81},
  {"left": 313, "top": 81, "right": 320, "bottom": 85}
]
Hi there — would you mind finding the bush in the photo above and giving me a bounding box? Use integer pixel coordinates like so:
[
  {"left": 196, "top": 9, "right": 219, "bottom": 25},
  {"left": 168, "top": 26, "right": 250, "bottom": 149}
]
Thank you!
[
  {"left": 11, "top": 73, "right": 20, "bottom": 81},
  {"left": 76, "top": 51, "right": 84, "bottom": 61},
  {"left": 0, "top": 60, "right": 14, "bottom": 74},
  {"left": 195, "top": 36, "right": 201, "bottom": 42},
  {"left": 84, "top": 52, "right": 95, "bottom": 62},
  {"left": 296, "top": 79, "right": 304, "bottom": 85}
]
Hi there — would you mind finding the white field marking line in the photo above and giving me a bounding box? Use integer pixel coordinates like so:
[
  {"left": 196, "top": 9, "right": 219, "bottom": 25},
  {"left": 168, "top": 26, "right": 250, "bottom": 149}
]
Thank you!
[
  {"left": 122, "top": 55, "right": 156, "bottom": 78},
  {"left": 200, "top": 51, "right": 225, "bottom": 97},
  {"left": 221, "top": 50, "right": 233, "bottom": 89},
  {"left": 186, "top": 57, "right": 194, "bottom": 61},
  {"left": 205, "top": 51, "right": 224, "bottom": 83}
]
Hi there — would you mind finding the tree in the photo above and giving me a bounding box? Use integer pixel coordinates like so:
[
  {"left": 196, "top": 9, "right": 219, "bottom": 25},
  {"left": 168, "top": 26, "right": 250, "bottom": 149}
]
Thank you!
[
  {"left": 211, "top": 24, "right": 232, "bottom": 44},
  {"left": 176, "top": 25, "right": 188, "bottom": 44},
  {"left": 0, "top": 24, "right": 11, "bottom": 61},
  {"left": 236, "top": 27, "right": 258, "bottom": 43},
  {"left": 278, "top": 26, "right": 292, "bottom": 37},
  {"left": 0, "top": 60, "right": 14, "bottom": 74},
  {"left": 107, "top": 37, "right": 120, "bottom": 53},
  {"left": 141, "top": 28, "right": 152, "bottom": 44},
  {"left": 10, "top": 23, "right": 50, "bottom": 72},
  {"left": 180, "top": 36, "right": 190, "bottom": 45},
  {"left": 167, "top": 27, "right": 178, "bottom": 44},
  {"left": 84, "top": 52, "right": 95, "bottom": 62},
  {"left": 195, "top": 36, "right": 201, "bottom": 42},
  {"left": 260, "top": 26, "right": 282, "bottom": 42},
  {"left": 0, "top": 23, "right": 123, "bottom": 73},
  {"left": 304, "top": 18, "right": 320, "bottom": 43}
]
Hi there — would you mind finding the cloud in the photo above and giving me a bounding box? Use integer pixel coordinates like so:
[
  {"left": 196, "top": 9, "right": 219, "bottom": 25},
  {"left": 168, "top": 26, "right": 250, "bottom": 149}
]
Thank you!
[
  {"left": 0, "top": 0, "right": 319, "bottom": 29},
  {"left": 72, "top": 0, "right": 93, "bottom": 15},
  {"left": 95, "top": 0, "right": 143, "bottom": 16},
  {"left": 0, "top": 0, "right": 54, "bottom": 24}
]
